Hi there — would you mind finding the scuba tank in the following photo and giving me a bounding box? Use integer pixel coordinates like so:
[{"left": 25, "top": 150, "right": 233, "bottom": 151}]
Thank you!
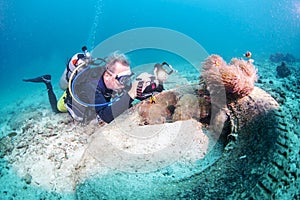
[{"left": 59, "top": 46, "right": 91, "bottom": 90}]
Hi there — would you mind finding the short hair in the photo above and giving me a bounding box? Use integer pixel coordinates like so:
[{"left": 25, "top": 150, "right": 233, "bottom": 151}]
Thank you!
[{"left": 105, "top": 52, "right": 130, "bottom": 73}]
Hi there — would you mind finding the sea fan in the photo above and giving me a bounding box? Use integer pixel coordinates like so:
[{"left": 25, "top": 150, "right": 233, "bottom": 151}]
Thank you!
[{"left": 201, "top": 54, "right": 258, "bottom": 99}]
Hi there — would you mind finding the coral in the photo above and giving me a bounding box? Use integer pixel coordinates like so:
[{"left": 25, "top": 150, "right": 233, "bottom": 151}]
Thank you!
[
  {"left": 196, "top": 82, "right": 212, "bottom": 123},
  {"left": 172, "top": 94, "right": 200, "bottom": 121},
  {"left": 276, "top": 62, "right": 291, "bottom": 78},
  {"left": 138, "top": 102, "right": 170, "bottom": 125},
  {"left": 136, "top": 85, "right": 212, "bottom": 125},
  {"left": 137, "top": 54, "right": 258, "bottom": 125},
  {"left": 198, "top": 95, "right": 211, "bottom": 121},
  {"left": 200, "top": 54, "right": 258, "bottom": 99},
  {"left": 0, "top": 136, "right": 14, "bottom": 158},
  {"left": 137, "top": 91, "right": 178, "bottom": 125}
]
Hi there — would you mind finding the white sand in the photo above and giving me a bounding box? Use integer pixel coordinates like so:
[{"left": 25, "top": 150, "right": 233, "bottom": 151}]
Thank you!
[{"left": 2, "top": 100, "right": 212, "bottom": 193}]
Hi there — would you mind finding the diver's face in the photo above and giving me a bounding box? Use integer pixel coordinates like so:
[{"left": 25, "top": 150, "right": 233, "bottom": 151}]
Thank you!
[{"left": 105, "top": 62, "right": 131, "bottom": 91}]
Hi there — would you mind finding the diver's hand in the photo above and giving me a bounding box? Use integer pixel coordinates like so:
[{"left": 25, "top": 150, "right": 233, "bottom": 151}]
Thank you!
[{"left": 127, "top": 80, "right": 139, "bottom": 99}]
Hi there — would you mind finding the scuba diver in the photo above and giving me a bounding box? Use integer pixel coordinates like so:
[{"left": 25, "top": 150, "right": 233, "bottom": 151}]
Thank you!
[{"left": 23, "top": 47, "right": 176, "bottom": 124}]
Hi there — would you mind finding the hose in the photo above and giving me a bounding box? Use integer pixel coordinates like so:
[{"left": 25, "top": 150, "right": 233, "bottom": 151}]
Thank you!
[{"left": 68, "top": 59, "right": 118, "bottom": 108}]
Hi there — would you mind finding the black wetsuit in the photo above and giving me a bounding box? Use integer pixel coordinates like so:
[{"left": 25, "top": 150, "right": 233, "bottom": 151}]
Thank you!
[{"left": 24, "top": 69, "right": 161, "bottom": 124}]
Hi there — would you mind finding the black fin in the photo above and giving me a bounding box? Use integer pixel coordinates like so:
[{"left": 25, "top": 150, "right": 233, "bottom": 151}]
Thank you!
[{"left": 23, "top": 74, "right": 51, "bottom": 83}]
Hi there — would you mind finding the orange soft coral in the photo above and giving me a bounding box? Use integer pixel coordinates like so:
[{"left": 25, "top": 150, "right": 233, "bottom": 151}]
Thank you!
[{"left": 201, "top": 55, "right": 258, "bottom": 99}]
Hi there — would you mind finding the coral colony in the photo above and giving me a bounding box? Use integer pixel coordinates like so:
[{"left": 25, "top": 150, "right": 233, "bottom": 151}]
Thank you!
[
  {"left": 201, "top": 54, "right": 258, "bottom": 100},
  {"left": 136, "top": 54, "right": 258, "bottom": 126}
]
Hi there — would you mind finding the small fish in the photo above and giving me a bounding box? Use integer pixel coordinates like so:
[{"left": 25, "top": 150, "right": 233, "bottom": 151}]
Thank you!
[
  {"left": 149, "top": 96, "right": 156, "bottom": 104},
  {"left": 243, "top": 51, "right": 252, "bottom": 58},
  {"left": 213, "top": 60, "right": 220, "bottom": 67}
]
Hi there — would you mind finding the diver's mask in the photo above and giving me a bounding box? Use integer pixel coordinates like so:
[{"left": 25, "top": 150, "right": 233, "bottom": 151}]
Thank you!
[
  {"left": 115, "top": 70, "right": 134, "bottom": 86},
  {"left": 107, "top": 69, "right": 134, "bottom": 90}
]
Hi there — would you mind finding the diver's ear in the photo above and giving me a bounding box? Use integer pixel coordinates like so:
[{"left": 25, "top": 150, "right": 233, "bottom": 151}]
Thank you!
[{"left": 103, "top": 71, "right": 111, "bottom": 80}]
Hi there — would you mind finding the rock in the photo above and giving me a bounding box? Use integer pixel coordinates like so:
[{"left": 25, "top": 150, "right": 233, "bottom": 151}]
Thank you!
[
  {"left": 0, "top": 136, "right": 14, "bottom": 158},
  {"left": 276, "top": 62, "right": 291, "bottom": 78},
  {"left": 22, "top": 173, "right": 32, "bottom": 184},
  {"left": 7, "top": 132, "right": 17, "bottom": 137}
]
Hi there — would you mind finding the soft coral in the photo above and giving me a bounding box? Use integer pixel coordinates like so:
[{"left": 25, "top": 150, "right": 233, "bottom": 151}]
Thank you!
[{"left": 201, "top": 55, "right": 258, "bottom": 100}]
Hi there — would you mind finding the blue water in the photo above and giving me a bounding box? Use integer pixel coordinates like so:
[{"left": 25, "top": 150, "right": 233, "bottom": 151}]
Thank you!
[
  {"left": 0, "top": 0, "right": 300, "bottom": 199},
  {"left": 0, "top": 0, "right": 299, "bottom": 106}
]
